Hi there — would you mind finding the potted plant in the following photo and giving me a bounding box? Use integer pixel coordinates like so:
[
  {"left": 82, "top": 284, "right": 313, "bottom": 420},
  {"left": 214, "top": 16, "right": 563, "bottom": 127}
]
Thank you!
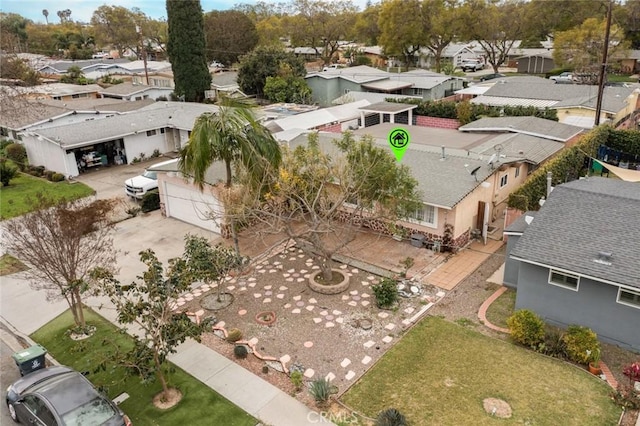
[{"left": 587, "top": 348, "right": 602, "bottom": 375}]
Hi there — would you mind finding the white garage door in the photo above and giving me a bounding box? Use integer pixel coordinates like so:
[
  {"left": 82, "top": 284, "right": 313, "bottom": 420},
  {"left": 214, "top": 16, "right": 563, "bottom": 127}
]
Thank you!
[{"left": 163, "top": 182, "right": 222, "bottom": 233}]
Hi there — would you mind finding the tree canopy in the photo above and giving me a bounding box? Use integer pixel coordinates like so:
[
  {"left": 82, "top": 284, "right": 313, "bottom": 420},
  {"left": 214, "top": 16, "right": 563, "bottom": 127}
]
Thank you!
[
  {"left": 5, "top": 195, "right": 117, "bottom": 330},
  {"left": 244, "top": 132, "right": 422, "bottom": 281},
  {"left": 553, "top": 17, "right": 629, "bottom": 76},
  {"left": 166, "top": 0, "right": 211, "bottom": 103},
  {"left": 203, "top": 10, "right": 258, "bottom": 66},
  {"left": 237, "top": 45, "right": 306, "bottom": 97}
]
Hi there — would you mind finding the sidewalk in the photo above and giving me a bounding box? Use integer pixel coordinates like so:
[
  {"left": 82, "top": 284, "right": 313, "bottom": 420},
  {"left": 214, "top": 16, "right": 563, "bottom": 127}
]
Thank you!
[{"left": 1, "top": 213, "right": 505, "bottom": 426}]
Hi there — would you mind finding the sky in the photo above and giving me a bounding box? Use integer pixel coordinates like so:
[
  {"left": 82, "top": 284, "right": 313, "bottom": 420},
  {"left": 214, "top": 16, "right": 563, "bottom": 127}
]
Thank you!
[
  {"left": 1, "top": 0, "right": 368, "bottom": 23},
  {"left": 2, "top": 0, "right": 255, "bottom": 23}
]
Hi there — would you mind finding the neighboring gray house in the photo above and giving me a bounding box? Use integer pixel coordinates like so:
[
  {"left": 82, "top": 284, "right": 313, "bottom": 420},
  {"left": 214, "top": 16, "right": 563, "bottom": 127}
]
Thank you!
[
  {"left": 515, "top": 52, "right": 556, "bottom": 74},
  {"left": 305, "top": 65, "right": 464, "bottom": 106},
  {"left": 471, "top": 76, "right": 638, "bottom": 128},
  {"left": 505, "top": 177, "right": 640, "bottom": 351}
]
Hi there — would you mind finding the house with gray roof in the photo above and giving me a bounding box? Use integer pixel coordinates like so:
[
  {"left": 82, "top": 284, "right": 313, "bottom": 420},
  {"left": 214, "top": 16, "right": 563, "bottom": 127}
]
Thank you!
[
  {"left": 18, "top": 102, "right": 218, "bottom": 177},
  {"left": 505, "top": 177, "right": 640, "bottom": 351},
  {"left": 305, "top": 65, "right": 463, "bottom": 106},
  {"left": 99, "top": 82, "right": 173, "bottom": 101},
  {"left": 470, "top": 76, "right": 638, "bottom": 128}
]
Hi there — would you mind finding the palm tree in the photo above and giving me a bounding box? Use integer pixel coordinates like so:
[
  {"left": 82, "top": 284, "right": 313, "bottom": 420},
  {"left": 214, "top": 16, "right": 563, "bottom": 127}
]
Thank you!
[
  {"left": 179, "top": 97, "right": 281, "bottom": 189},
  {"left": 42, "top": 9, "right": 49, "bottom": 25},
  {"left": 179, "top": 98, "right": 281, "bottom": 255}
]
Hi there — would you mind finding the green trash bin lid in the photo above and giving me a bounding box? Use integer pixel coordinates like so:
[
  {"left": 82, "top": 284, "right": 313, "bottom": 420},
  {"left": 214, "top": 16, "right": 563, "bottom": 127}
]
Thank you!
[{"left": 12, "top": 344, "right": 47, "bottom": 363}]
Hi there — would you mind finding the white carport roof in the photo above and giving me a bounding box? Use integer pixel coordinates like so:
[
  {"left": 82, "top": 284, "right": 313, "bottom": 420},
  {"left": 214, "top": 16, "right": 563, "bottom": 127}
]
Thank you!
[
  {"left": 272, "top": 100, "right": 371, "bottom": 131},
  {"left": 471, "top": 96, "right": 558, "bottom": 108},
  {"left": 455, "top": 85, "right": 492, "bottom": 95}
]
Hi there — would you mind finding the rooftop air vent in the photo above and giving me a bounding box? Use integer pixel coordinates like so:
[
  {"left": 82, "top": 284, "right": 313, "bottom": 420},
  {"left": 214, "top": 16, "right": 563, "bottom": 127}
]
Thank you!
[{"left": 593, "top": 251, "right": 613, "bottom": 266}]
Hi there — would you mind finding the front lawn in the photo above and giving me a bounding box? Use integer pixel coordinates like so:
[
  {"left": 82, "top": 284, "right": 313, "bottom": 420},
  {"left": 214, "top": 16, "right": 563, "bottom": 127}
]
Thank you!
[
  {"left": 0, "top": 253, "right": 28, "bottom": 276},
  {"left": 30, "top": 308, "right": 256, "bottom": 426},
  {"left": 342, "top": 316, "right": 621, "bottom": 426},
  {"left": 0, "top": 173, "right": 94, "bottom": 220}
]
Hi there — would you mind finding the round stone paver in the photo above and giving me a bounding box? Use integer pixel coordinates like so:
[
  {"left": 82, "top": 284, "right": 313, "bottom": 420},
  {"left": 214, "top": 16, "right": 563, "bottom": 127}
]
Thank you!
[
  {"left": 303, "top": 341, "right": 314, "bottom": 348},
  {"left": 482, "top": 398, "right": 512, "bottom": 418}
]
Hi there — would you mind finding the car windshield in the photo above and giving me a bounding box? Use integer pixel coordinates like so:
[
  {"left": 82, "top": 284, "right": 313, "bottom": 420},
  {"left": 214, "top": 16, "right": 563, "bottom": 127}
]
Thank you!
[
  {"left": 142, "top": 170, "right": 157, "bottom": 180},
  {"left": 61, "top": 397, "right": 117, "bottom": 426}
]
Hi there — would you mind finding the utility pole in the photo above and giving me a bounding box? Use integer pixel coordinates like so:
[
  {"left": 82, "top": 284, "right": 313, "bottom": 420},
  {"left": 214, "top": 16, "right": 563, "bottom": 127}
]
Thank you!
[
  {"left": 594, "top": 0, "right": 613, "bottom": 126},
  {"left": 136, "top": 25, "right": 150, "bottom": 86}
]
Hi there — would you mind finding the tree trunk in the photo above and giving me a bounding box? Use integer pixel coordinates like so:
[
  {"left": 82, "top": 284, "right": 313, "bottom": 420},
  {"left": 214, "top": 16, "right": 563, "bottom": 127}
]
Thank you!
[
  {"left": 230, "top": 216, "right": 240, "bottom": 257},
  {"left": 320, "top": 256, "right": 333, "bottom": 281},
  {"left": 154, "top": 350, "right": 170, "bottom": 400},
  {"left": 225, "top": 160, "right": 232, "bottom": 188},
  {"left": 74, "top": 289, "right": 86, "bottom": 328}
]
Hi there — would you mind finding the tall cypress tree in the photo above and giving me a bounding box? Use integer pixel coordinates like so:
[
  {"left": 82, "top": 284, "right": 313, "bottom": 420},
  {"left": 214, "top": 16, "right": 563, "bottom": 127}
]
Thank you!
[{"left": 166, "top": 0, "right": 211, "bottom": 103}]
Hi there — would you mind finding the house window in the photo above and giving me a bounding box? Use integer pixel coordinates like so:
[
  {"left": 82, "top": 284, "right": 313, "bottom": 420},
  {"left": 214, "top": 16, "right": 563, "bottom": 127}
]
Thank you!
[
  {"left": 515, "top": 166, "right": 520, "bottom": 178},
  {"left": 617, "top": 288, "right": 640, "bottom": 309},
  {"left": 344, "top": 89, "right": 351, "bottom": 94},
  {"left": 412, "top": 88, "right": 423, "bottom": 96},
  {"left": 160, "top": 128, "right": 165, "bottom": 134},
  {"left": 146, "top": 130, "right": 157, "bottom": 137},
  {"left": 500, "top": 174, "right": 508, "bottom": 187},
  {"left": 548, "top": 270, "right": 579, "bottom": 291},
  {"left": 407, "top": 204, "right": 437, "bottom": 227}
]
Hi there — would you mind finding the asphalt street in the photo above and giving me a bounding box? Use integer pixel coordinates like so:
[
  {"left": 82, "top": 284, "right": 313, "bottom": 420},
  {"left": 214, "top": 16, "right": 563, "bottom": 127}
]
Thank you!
[{"left": 0, "top": 338, "right": 21, "bottom": 424}]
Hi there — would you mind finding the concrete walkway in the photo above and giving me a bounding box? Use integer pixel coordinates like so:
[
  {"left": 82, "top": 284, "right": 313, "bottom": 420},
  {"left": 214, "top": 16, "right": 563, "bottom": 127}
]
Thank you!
[{"left": 169, "top": 340, "right": 319, "bottom": 426}]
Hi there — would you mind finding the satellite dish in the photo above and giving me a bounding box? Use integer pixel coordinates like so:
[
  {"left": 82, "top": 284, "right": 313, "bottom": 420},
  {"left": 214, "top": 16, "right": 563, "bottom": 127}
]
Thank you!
[{"left": 494, "top": 143, "right": 504, "bottom": 152}]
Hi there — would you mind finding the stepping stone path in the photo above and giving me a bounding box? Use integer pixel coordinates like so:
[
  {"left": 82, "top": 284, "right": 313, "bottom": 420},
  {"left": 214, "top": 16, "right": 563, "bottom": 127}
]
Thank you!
[{"left": 168, "top": 243, "right": 449, "bottom": 396}]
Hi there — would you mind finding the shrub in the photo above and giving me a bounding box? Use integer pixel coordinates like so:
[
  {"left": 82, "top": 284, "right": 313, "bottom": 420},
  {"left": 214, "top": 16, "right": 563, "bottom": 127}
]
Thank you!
[
  {"left": 233, "top": 344, "right": 248, "bottom": 359},
  {"left": 226, "top": 328, "right": 243, "bottom": 342},
  {"left": 308, "top": 378, "right": 338, "bottom": 406},
  {"left": 506, "top": 309, "right": 545, "bottom": 348},
  {"left": 0, "top": 159, "right": 18, "bottom": 186},
  {"left": 5, "top": 143, "right": 27, "bottom": 170},
  {"left": 623, "top": 362, "right": 640, "bottom": 383},
  {"left": 375, "top": 408, "right": 408, "bottom": 426},
  {"left": 151, "top": 149, "right": 161, "bottom": 158},
  {"left": 537, "top": 329, "right": 567, "bottom": 358},
  {"left": 126, "top": 206, "right": 142, "bottom": 217},
  {"left": 612, "top": 384, "right": 640, "bottom": 410},
  {"left": 44, "top": 170, "right": 55, "bottom": 181},
  {"left": 0, "top": 139, "right": 15, "bottom": 153},
  {"left": 140, "top": 190, "right": 160, "bottom": 213},
  {"left": 372, "top": 277, "right": 398, "bottom": 309},
  {"left": 51, "top": 173, "right": 65, "bottom": 182},
  {"left": 290, "top": 370, "right": 303, "bottom": 392},
  {"left": 33, "top": 165, "right": 45, "bottom": 177},
  {"left": 562, "top": 325, "right": 599, "bottom": 365}
]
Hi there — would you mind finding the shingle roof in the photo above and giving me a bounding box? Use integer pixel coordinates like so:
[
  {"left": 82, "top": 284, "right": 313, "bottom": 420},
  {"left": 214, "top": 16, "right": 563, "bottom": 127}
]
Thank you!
[
  {"left": 459, "top": 116, "right": 584, "bottom": 142},
  {"left": 476, "top": 78, "right": 635, "bottom": 113},
  {"left": 510, "top": 177, "right": 640, "bottom": 288},
  {"left": 467, "top": 132, "right": 565, "bottom": 165},
  {"left": 34, "top": 102, "right": 218, "bottom": 148},
  {"left": 288, "top": 132, "right": 496, "bottom": 209}
]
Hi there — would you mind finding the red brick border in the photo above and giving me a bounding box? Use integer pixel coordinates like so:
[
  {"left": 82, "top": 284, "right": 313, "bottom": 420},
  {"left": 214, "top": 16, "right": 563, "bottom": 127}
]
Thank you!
[{"left": 478, "top": 286, "right": 510, "bottom": 333}]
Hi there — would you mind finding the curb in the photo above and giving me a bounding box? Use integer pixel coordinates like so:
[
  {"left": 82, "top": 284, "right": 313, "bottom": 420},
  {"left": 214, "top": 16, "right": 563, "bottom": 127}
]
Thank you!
[{"left": 0, "top": 315, "right": 60, "bottom": 367}]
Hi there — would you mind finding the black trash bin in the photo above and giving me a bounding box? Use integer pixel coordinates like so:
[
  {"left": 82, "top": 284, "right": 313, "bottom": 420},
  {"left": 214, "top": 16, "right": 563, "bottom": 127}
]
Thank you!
[
  {"left": 12, "top": 344, "right": 47, "bottom": 376},
  {"left": 410, "top": 233, "right": 425, "bottom": 248}
]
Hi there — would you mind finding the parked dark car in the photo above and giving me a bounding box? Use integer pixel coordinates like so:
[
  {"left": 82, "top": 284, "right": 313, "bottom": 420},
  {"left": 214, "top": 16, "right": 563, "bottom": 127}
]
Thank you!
[
  {"left": 479, "top": 73, "right": 506, "bottom": 81},
  {"left": 6, "top": 366, "right": 131, "bottom": 425}
]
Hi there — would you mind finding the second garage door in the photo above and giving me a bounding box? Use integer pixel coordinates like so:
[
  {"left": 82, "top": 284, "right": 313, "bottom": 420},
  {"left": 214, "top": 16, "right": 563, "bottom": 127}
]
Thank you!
[{"left": 162, "top": 182, "right": 222, "bottom": 234}]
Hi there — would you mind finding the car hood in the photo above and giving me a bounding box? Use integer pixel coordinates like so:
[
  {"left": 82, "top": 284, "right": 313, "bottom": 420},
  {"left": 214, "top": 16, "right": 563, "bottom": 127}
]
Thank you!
[{"left": 125, "top": 175, "right": 156, "bottom": 187}]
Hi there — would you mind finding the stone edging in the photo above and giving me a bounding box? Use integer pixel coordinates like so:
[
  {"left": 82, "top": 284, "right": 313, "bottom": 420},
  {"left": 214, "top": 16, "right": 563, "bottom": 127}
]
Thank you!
[
  {"left": 308, "top": 269, "right": 350, "bottom": 295},
  {"left": 212, "top": 323, "right": 289, "bottom": 374}
]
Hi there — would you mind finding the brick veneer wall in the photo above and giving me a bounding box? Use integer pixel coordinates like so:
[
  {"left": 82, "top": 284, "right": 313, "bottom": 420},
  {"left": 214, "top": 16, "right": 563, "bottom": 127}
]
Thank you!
[
  {"left": 317, "top": 122, "right": 343, "bottom": 133},
  {"left": 415, "top": 116, "right": 461, "bottom": 129}
]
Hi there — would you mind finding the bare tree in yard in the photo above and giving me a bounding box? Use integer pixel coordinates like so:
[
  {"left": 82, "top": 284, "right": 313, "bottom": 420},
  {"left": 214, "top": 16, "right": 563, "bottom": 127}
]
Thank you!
[
  {"left": 242, "top": 132, "right": 421, "bottom": 281},
  {"left": 4, "top": 195, "right": 117, "bottom": 330},
  {"left": 460, "top": 0, "right": 527, "bottom": 73}
]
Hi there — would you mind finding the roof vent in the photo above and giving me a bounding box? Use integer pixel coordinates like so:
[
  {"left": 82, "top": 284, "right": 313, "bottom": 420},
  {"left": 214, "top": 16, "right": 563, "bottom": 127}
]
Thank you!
[{"left": 593, "top": 251, "right": 613, "bottom": 266}]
